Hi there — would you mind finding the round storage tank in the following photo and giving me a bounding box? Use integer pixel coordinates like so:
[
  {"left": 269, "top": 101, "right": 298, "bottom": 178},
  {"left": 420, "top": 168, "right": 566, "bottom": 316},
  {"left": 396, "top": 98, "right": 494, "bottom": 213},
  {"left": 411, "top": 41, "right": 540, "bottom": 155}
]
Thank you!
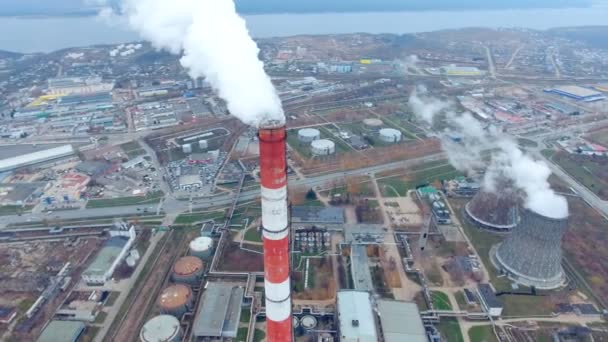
[
  {"left": 140, "top": 315, "right": 181, "bottom": 342},
  {"left": 182, "top": 143, "right": 192, "bottom": 154},
  {"left": 172, "top": 256, "right": 204, "bottom": 285},
  {"left": 158, "top": 284, "right": 193, "bottom": 318},
  {"left": 301, "top": 315, "right": 318, "bottom": 330},
  {"left": 189, "top": 237, "right": 214, "bottom": 259},
  {"left": 293, "top": 316, "right": 300, "bottom": 329},
  {"left": 311, "top": 139, "right": 336, "bottom": 156},
  {"left": 363, "top": 118, "right": 383, "bottom": 129},
  {"left": 297, "top": 128, "right": 321, "bottom": 143},
  {"left": 379, "top": 128, "right": 402, "bottom": 143}
]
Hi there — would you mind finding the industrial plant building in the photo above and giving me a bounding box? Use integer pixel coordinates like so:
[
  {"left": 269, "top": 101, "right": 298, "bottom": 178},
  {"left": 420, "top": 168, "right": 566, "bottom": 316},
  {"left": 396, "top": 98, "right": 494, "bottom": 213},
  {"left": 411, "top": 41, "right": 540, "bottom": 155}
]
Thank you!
[
  {"left": 336, "top": 291, "right": 378, "bottom": 342},
  {"left": 545, "top": 85, "right": 605, "bottom": 102},
  {"left": 377, "top": 300, "right": 427, "bottom": 342},
  {"left": 81, "top": 223, "right": 136, "bottom": 285},
  {"left": 37, "top": 320, "right": 85, "bottom": 342},
  {"left": 291, "top": 206, "right": 345, "bottom": 225},
  {"left": 477, "top": 283, "right": 503, "bottom": 317},
  {"left": 0, "top": 145, "right": 75, "bottom": 172},
  {"left": 192, "top": 282, "right": 244, "bottom": 339},
  {"left": 492, "top": 210, "right": 568, "bottom": 289}
]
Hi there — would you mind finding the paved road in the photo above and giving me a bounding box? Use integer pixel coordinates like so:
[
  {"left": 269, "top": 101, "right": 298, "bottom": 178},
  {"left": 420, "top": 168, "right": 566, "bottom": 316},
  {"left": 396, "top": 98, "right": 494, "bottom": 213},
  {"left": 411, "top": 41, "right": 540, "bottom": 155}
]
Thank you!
[{"left": 1, "top": 152, "right": 446, "bottom": 229}]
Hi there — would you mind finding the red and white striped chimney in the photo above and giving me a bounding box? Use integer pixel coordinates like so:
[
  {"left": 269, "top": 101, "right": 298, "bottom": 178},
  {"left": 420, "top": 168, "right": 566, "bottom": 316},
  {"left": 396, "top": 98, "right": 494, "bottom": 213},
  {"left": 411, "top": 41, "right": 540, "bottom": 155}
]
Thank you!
[{"left": 259, "top": 124, "right": 293, "bottom": 342}]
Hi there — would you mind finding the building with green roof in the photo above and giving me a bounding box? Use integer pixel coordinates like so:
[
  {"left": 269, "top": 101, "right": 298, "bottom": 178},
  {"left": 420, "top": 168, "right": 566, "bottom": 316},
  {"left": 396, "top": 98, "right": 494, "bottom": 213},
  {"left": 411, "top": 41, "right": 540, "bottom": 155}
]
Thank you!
[{"left": 37, "top": 320, "right": 85, "bottom": 342}]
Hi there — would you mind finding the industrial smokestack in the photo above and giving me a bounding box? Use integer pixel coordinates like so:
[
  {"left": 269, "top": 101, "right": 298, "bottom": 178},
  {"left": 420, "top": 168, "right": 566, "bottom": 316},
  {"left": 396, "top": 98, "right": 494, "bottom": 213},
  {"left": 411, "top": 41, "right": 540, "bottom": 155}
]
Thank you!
[
  {"left": 259, "top": 122, "right": 293, "bottom": 341},
  {"left": 491, "top": 209, "right": 568, "bottom": 289}
]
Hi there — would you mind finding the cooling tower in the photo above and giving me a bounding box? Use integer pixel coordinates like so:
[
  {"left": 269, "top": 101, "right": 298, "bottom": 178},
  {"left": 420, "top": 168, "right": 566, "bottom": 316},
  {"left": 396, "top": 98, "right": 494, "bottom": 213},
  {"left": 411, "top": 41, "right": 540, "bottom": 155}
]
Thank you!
[
  {"left": 259, "top": 122, "right": 293, "bottom": 342},
  {"left": 491, "top": 209, "right": 568, "bottom": 290},
  {"left": 465, "top": 188, "right": 519, "bottom": 232}
]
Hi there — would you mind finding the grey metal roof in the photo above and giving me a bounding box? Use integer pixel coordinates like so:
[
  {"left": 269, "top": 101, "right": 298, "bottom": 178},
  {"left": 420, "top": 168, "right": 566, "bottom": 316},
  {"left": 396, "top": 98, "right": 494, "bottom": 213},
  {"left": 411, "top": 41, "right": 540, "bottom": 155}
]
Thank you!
[
  {"left": 291, "top": 206, "right": 345, "bottom": 224},
  {"left": 337, "top": 291, "right": 377, "bottom": 342},
  {"left": 37, "top": 320, "right": 85, "bottom": 342},
  {"left": 350, "top": 245, "right": 374, "bottom": 292},
  {"left": 377, "top": 300, "right": 427, "bottom": 342},
  {"left": 193, "top": 283, "right": 243, "bottom": 337},
  {"left": 83, "top": 237, "right": 128, "bottom": 277},
  {"left": 477, "top": 284, "right": 502, "bottom": 309}
]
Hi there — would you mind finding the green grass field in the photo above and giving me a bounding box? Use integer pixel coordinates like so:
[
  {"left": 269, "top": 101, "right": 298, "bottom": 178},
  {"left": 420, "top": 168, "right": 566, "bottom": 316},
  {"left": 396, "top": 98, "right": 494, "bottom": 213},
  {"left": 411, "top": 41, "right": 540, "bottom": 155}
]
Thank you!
[
  {"left": 551, "top": 152, "right": 608, "bottom": 200},
  {"left": 174, "top": 211, "right": 225, "bottom": 225},
  {"left": 253, "top": 329, "right": 266, "bottom": 342},
  {"left": 437, "top": 318, "right": 464, "bottom": 342},
  {"left": 468, "top": 325, "right": 499, "bottom": 342},
  {"left": 240, "top": 308, "right": 251, "bottom": 323},
  {"left": 378, "top": 164, "right": 461, "bottom": 196},
  {"left": 244, "top": 228, "right": 263, "bottom": 243},
  {"left": 236, "top": 327, "right": 248, "bottom": 342},
  {"left": 86, "top": 191, "right": 164, "bottom": 208},
  {"left": 431, "top": 291, "right": 453, "bottom": 310},
  {"left": 104, "top": 291, "right": 120, "bottom": 306},
  {"left": 0, "top": 205, "right": 33, "bottom": 216},
  {"left": 454, "top": 290, "right": 469, "bottom": 310}
]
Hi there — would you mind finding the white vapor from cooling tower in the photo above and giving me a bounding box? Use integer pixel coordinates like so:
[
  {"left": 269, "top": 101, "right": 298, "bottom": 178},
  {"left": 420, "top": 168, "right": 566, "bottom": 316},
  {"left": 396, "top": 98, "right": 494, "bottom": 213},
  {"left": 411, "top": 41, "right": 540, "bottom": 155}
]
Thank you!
[
  {"left": 101, "top": 0, "right": 284, "bottom": 127},
  {"left": 409, "top": 90, "right": 568, "bottom": 219}
]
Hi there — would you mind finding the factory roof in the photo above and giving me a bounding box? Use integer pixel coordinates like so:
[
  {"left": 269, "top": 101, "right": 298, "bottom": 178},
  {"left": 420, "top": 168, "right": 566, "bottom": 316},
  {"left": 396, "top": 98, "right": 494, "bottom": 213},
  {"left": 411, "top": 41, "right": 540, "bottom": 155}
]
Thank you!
[
  {"left": 37, "top": 320, "right": 85, "bottom": 342},
  {"left": 377, "top": 300, "right": 427, "bottom": 342},
  {"left": 59, "top": 92, "right": 112, "bottom": 106},
  {"left": 193, "top": 283, "right": 243, "bottom": 337},
  {"left": 351, "top": 245, "right": 374, "bottom": 292},
  {"left": 291, "top": 206, "right": 345, "bottom": 224},
  {"left": 0, "top": 145, "right": 74, "bottom": 172},
  {"left": 337, "top": 291, "right": 378, "bottom": 342},
  {"left": 83, "top": 236, "right": 128, "bottom": 277},
  {"left": 477, "top": 283, "right": 502, "bottom": 309},
  {"left": 551, "top": 85, "right": 602, "bottom": 98},
  {"left": 173, "top": 256, "right": 204, "bottom": 276}
]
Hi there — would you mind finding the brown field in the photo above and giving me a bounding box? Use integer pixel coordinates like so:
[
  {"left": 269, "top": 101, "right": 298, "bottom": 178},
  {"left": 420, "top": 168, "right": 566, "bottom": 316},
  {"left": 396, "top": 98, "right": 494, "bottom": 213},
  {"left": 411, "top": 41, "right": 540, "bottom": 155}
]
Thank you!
[
  {"left": 563, "top": 198, "right": 608, "bottom": 305},
  {"left": 218, "top": 243, "right": 264, "bottom": 272},
  {"left": 293, "top": 257, "right": 335, "bottom": 301}
]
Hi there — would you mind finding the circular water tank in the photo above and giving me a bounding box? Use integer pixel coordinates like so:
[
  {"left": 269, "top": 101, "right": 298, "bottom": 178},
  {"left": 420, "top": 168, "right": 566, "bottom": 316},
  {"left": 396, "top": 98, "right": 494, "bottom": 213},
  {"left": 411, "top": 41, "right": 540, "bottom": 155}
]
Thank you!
[
  {"left": 301, "top": 315, "right": 318, "bottom": 330},
  {"left": 172, "top": 256, "right": 204, "bottom": 285},
  {"left": 297, "top": 128, "right": 321, "bottom": 143},
  {"left": 311, "top": 139, "right": 336, "bottom": 156},
  {"left": 182, "top": 143, "right": 192, "bottom": 154},
  {"left": 293, "top": 316, "right": 300, "bottom": 329},
  {"left": 158, "top": 284, "right": 193, "bottom": 318},
  {"left": 379, "top": 128, "right": 402, "bottom": 143},
  {"left": 140, "top": 315, "right": 181, "bottom": 342},
  {"left": 363, "top": 118, "right": 383, "bottom": 128},
  {"left": 189, "top": 237, "right": 214, "bottom": 259}
]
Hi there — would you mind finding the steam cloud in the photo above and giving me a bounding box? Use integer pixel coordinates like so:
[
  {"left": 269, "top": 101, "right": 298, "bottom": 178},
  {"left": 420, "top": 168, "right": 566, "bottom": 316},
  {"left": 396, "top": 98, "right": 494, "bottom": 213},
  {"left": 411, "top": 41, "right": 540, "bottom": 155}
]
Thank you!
[
  {"left": 101, "top": 0, "right": 284, "bottom": 127},
  {"left": 409, "top": 90, "right": 568, "bottom": 219}
]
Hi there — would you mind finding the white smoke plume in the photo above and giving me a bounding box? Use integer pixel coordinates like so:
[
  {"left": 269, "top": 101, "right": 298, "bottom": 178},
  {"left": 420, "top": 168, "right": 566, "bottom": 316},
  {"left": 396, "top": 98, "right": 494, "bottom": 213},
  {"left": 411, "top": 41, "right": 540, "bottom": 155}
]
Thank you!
[
  {"left": 408, "top": 91, "right": 568, "bottom": 219},
  {"left": 100, "top": 0, "right": 284, "bottom": 127}
]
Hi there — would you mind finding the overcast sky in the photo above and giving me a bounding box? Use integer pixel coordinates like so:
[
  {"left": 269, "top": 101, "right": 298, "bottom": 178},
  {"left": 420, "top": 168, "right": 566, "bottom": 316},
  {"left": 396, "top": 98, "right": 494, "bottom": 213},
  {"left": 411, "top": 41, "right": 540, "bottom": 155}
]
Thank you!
[{"left": 0, "top": 0, "right": 592, "bottom": 16}]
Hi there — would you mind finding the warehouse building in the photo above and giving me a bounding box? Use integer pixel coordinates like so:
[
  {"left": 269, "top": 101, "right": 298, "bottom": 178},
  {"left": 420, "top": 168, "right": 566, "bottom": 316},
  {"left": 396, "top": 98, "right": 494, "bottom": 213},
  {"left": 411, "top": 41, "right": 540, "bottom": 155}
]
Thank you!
[
  {"left": 377, "top": 300, "right": 427, "bottom": 342},
  {"left": 545, "top": 86, "right": 605, "bottom": 102},
  {"left": 477, "top": 283, "right": 503, "bottom": 317},
  {"left": 0, "top": 145, "right": 75, "bottom": 172},
  {"left": 82, "top": 224, "right": 136, "bottom": 285},
  {"left": 337, "top": 291, "right": 378, "bottom": 342},
  {"left": 440, "top": 66, "right": 484, "bottom": 76},
  {"left": 193, "top": 282, "right": 244, "bottom": 339},
  {"left": 37, "top": 320, "right": 85, "bottom": 342},
  {"left": 291, "top": 206, "right": 345, "bottom": 225}
]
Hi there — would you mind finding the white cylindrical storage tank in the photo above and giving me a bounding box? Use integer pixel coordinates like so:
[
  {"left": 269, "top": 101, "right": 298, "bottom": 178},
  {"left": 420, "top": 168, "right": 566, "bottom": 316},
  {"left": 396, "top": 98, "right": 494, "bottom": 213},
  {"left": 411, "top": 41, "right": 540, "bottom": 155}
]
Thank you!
[
  {"left": 198, "top": 140, "right": 208, "bottom": 149},
  {"left": 182, "top": 143, "right": 192, "bottom": 154},
  {"left": 172, "top": 256, "right": 204, "bottom": 285},
  {"left": 363, "top": 118, "right": 383, "bottom": 130},
  {"left": 301, "top": 315, "right": 318, "bottom": 330},
  {"left": 297, "top": 128, "right": 321, "bottom": 143},
  {"left": 311, "top": 139, "right": 336, "bottom": 156},
  {"left": 189, "top": 237, "right": 214, "bottom": 259},
  {"left": 140, "top": 315, "right": 181, "bottom": 342},
  {"left": 158, "top": 284, "right": 193, "bottom": 318},
  {"left": 379, "top": 128, "right": 402, "bottom": 143}
]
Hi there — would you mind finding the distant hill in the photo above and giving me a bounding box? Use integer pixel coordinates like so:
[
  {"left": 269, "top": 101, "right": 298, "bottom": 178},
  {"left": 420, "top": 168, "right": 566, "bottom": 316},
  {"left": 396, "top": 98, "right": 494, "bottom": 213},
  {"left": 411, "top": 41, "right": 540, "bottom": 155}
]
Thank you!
[
  {"left": 0, "top": 50, "right": 23, "bottom": 59},
  {"left": 0, "top": 0, "right": 593, "bottom": 17},
  {"left": 549, "top": 26, "right": 608, "bottom": 49}
]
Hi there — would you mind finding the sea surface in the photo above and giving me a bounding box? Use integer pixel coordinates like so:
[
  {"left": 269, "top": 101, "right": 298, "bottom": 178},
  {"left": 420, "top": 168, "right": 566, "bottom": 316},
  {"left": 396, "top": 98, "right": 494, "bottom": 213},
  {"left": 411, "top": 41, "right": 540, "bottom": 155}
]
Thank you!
[{"left": 1, "top": 6, "right": 608, "bottom": 53}]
